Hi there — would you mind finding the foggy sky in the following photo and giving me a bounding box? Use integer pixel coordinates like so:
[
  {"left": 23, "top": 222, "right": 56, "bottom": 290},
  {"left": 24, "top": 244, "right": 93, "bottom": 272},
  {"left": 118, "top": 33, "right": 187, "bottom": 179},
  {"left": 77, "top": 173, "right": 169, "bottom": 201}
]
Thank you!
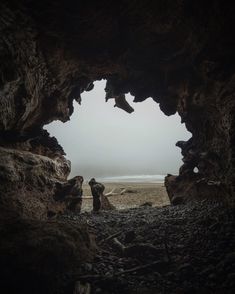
[{"left": 45, "top": 80, "right": 191, "bottom": 179}]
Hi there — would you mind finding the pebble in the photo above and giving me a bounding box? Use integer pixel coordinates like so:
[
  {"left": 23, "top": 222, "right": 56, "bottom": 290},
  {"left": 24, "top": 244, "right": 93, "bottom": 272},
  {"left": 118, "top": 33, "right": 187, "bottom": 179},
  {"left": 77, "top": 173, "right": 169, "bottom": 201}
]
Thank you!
[{"left": 60, "top": 201, "right": 235, "bottom": 293}]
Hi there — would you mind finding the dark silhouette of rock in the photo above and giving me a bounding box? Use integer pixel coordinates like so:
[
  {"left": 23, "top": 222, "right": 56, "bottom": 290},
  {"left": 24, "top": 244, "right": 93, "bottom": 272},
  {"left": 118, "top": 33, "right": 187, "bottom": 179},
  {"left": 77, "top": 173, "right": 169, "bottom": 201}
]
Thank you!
[
  {"left": 89, "top": 178, "right": 115, "bottom": 212},
  {"left": 55, "top": 176, "right": 84, "bottom": 213},
  {"left": 0, "top": 218, "right": 95, "bottom": 294},
  {"left": 88, "top": 178, "right": 103, "bottom": 212}
]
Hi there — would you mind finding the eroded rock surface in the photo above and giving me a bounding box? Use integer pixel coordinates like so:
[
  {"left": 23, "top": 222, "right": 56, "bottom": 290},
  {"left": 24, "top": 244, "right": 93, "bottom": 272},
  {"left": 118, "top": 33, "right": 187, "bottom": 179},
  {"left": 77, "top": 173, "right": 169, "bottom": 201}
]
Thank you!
[
  {"left": 0, "top": 218, "right": 95, "bottom": 294},
  {"left": 0, "top": 130, "right": 71, "bottom": 219}
]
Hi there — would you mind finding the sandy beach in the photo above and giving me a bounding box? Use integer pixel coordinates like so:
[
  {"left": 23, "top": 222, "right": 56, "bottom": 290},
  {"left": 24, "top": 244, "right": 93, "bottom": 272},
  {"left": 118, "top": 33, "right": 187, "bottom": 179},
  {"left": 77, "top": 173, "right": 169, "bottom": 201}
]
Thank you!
[{"left": 82, "top": 182, "right": 170, "bottom": 211}]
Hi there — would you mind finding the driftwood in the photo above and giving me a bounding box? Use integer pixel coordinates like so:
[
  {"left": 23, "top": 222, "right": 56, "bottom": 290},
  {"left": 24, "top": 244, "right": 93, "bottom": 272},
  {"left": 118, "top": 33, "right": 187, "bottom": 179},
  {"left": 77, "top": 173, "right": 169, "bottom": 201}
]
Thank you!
[
  {"left": 105, "top": 188, "right": 126, "bottom": 196},
  {"left": 77, "top": 260, "right": 167, "bottom": 281},
  {"left": 112, "top": 237, "right": 126, "bottom": 254},
  {"left": 112, "top": 238, "right": 164, "bottom": 258},
  {"left": 99, "top": 230, "right": 123, "bottom": 245},
  {"left": 114, "top": 260, "right": 166, "bottom": 275},
  {"left": 82, "top": 188, "right": 126, "bottom": 199}
]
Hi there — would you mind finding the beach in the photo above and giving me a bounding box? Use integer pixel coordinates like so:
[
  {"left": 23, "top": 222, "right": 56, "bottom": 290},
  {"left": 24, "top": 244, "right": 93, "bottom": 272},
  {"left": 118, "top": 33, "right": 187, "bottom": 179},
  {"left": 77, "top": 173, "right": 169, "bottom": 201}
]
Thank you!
[{"left": 82, "top": 181, "right": 170, "bottom": 211}]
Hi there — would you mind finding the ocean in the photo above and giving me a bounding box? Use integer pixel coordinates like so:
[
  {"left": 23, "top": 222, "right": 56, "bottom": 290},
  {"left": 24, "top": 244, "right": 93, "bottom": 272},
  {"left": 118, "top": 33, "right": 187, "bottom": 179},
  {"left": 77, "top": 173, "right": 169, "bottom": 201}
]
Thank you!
[{"left": 96, "top": 174, "right": 165, "bottom": 183}]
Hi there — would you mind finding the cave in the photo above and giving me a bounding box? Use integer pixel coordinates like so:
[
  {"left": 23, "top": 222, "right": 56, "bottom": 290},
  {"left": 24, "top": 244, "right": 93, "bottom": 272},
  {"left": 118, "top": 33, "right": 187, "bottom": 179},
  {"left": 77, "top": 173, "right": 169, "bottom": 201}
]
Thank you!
[{"left": 0, "top": 1, "right": 235, "bottom": 293}]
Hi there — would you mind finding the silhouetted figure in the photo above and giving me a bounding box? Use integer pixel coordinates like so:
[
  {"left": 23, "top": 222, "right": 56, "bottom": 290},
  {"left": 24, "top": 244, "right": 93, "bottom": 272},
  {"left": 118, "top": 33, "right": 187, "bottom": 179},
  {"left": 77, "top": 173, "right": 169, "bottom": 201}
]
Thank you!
[{"left": 88, "top": 178, "right": 104, "bottom": 212}]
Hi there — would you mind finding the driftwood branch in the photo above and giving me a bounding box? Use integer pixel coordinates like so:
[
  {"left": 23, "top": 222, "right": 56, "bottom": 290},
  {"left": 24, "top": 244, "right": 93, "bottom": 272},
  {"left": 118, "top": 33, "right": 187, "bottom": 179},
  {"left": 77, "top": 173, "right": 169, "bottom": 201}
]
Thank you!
[
  {"left": 105, "top": 188, "right": 126, "bottom": 196},
  {"left": 99, "top": 231, "right": 123, "bottom": 245},
  {"left": 111, "top": 238, "right": 164, "bottom": 258},
  {"left": 77, "top": 260, "right": 167, "bottom": 281},
  {"left": 112, "top": 237, "right": 126, "bottom": 254},
  {"left": 114, "top": 260, "right": 165, "bottom": 276},
  {"left": 82, "top": 189, "right": 126, "bottom": 199},
  {"left": 104, "top": 188, "right": 116, "bottom": 196}
]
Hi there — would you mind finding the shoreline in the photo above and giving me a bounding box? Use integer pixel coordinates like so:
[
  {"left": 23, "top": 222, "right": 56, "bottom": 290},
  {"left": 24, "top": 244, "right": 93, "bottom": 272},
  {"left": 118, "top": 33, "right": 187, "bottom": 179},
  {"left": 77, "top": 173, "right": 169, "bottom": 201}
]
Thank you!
[{"left": 86, "top": 174, "right": 166, "bottom": 184}]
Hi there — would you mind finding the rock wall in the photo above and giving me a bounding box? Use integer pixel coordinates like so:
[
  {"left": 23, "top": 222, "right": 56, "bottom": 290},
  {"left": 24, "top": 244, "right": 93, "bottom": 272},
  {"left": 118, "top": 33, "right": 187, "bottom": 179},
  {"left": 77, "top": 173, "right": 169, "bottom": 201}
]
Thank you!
[
  {"left": 0, "top": 128, "right": 71, "bottom": 219},
  {"left": 166, "top": 73, "right": 235, "bottom": 204},
  {"left": 0, "top": 218, "right": 95, "bottom": 293},
  {"left": 1, "top": 1, "right": 235, "bottom": 215}
]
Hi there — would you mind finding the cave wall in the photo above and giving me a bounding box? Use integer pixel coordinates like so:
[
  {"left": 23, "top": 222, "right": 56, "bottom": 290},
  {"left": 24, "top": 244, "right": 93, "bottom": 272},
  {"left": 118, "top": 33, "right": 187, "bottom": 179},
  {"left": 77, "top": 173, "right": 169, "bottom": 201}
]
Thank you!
[
  {"left": 0, "top": 134, "right": 70, "bottom": 219},
  {"left": 1, "top": 0, "right": 235, "bottom": 219}
]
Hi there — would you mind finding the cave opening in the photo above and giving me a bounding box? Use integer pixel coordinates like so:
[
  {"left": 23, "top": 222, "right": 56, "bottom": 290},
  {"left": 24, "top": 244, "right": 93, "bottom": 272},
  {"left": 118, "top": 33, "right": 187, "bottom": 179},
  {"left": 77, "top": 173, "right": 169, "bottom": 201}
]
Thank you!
[
  {"left": 45, "top": 80, "right": 190, "bottom": 210},
  {"left": 1, "top": 2, "right": 235, "bottom": 292}
]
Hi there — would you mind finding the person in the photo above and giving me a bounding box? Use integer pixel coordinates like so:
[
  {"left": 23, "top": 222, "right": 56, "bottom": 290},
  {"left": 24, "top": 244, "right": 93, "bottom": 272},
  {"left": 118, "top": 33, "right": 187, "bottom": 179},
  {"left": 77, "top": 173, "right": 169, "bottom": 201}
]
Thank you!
[{"left": 88, "top": 178, "right": 104, "bottom": 212}]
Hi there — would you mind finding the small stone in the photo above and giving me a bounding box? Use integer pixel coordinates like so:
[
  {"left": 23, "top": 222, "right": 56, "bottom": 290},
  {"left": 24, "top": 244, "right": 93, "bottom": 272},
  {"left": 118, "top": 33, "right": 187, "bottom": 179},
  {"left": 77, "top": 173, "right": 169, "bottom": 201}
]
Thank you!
[{"left": 105, "top": 272, "right": 112, "bottom": 278}]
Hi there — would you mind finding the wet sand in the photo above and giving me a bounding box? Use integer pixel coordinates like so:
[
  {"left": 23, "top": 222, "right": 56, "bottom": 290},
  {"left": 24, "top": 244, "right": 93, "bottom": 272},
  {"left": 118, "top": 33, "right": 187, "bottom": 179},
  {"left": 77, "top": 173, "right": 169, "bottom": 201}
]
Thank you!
[{"left": 82, "top": 182, "right": 170, "bottom": 211}]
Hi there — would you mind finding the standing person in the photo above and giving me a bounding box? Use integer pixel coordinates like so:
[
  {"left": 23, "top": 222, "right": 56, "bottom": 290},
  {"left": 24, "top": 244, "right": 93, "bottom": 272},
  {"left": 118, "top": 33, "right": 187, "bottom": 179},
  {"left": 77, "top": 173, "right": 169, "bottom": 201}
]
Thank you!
[{"left": 88, "top": 178, "right": 104, "bottom": 212}]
